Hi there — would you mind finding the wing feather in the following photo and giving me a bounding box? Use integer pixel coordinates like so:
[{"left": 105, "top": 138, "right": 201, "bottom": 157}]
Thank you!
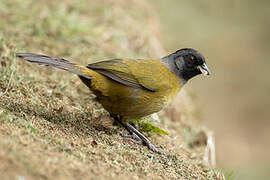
[{"left": 87, "top": 59, "right": 161, "bottom": 92}]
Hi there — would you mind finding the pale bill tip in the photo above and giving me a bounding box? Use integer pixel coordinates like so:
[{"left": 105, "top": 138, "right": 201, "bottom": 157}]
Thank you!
[{"left": 197, "top": 65, "right": 210, "bottom": 76}]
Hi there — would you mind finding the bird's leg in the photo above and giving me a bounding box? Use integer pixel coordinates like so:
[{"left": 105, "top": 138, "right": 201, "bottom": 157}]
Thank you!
[
  {"left": 118, "top": 122, "right": 144, "bottom": 145},
  {"left": 114, "top": 116, "right": 161, "bottom": 153},
  {"left": 119, "top": 132, "right": 144, "bottom": 145},
  {"left": 113, "top": 116, "right": 141, "bottom": 143},
  {"left": 122, "top": 122, "right": 162, "bottom": 153}
]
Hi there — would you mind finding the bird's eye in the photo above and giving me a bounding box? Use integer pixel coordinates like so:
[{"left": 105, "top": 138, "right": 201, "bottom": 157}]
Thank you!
[{"left": 187, "top": 55, "right": 195, "bottom": 63}]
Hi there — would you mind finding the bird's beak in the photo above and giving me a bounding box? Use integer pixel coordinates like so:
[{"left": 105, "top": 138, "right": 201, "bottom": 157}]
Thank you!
[{"left": 197, "top": 63, "right": 210, "bottom": 76}]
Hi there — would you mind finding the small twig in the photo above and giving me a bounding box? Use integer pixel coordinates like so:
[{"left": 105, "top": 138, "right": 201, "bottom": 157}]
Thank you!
[{"left": 204, "top": 131, "right": 216, "bottom": 167}]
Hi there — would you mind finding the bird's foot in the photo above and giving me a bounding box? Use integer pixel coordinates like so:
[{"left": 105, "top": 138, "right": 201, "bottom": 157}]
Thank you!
[
  {"left": 146, "top": 141, "right": 162, "bottom": 154},
  {"left": 115, "top": 117, "right": 163, "bottom": 154},
  {"left": 119, "top": 131, "right": 144, "bottom": 145}
]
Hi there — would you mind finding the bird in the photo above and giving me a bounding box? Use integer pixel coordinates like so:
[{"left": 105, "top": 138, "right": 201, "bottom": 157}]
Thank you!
[{"left": 16, "top": 48, "right": 210, "bottom": 153}]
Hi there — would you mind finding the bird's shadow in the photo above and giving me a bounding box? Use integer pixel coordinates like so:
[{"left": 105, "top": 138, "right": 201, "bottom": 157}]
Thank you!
[{"left": 1, "top": 99, "right": 118, "bottom": 138}]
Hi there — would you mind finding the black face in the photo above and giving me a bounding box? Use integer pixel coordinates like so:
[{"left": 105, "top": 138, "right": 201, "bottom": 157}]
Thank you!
[{"left": 162, "top": 48, "right": 210, "bottom": 84}]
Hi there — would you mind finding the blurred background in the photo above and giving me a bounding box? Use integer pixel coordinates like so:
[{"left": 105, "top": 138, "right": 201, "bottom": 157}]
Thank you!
[
  {"left": 148, "top": 0, "right": 270, "bottom": 179},
  {"left": 1, "top": 0, "right": 269, "bottom": 179}
]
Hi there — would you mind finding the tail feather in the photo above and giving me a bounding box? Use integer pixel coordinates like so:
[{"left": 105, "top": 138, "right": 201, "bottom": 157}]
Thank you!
[{"left": 16, "top": 53, "right": 91, "bottom": 79}]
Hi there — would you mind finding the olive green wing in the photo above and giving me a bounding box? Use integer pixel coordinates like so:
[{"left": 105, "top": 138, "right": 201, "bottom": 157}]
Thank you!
[{"left": 87, "top": 59, "right": 164, "bottom": 92}]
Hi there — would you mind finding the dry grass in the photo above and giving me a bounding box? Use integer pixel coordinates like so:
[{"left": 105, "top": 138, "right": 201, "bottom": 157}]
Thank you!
[{"left": 0, "top": 0, "right": 224, "bottom": 179}]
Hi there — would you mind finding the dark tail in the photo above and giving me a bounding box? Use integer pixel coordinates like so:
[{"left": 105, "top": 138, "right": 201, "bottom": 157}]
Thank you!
[{"left": 16, "top": 53, "right": 91, "bottom": 79}]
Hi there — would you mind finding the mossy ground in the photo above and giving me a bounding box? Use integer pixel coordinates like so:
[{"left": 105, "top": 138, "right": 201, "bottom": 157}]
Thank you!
[{"left": 0, "top": 0, "right": 224, "bottom": 179}]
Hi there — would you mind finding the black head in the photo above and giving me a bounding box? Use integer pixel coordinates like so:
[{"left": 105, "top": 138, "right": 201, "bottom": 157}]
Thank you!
[{"left": 161, "top": 48, "right": 210, "bottom": 84}]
